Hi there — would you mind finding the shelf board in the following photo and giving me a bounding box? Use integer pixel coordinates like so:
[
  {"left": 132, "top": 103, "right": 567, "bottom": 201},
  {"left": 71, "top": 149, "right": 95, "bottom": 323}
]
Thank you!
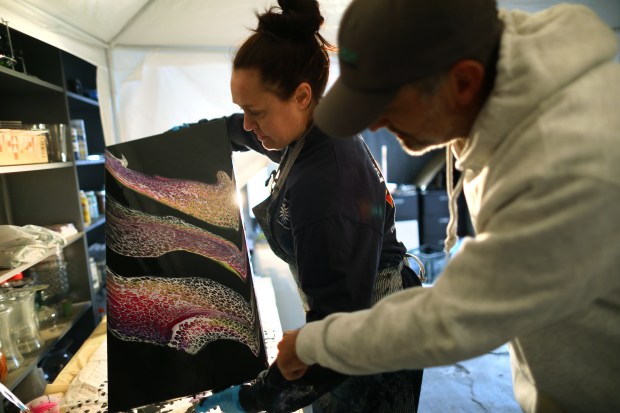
[
  {"left": 3, "top": 301, "right": 92, "bottom": 390},
  {"left": 64, "top": 232, "right": 83, "bottom": 246},
  {"left": 85, "top": 217, "right": 105, "bottom": 232},
  {"left": 75, "top": 156, "right": 104, "bottom": 166},
  {"left": 0, "top": 65, "right": 64, "bottom": 94},
  {"left": 67, "top": 91, "right": 99, "bottom": 107},
  {"left": 0, "top": 232, "right": 84, "bottom": 284},
  {"left": 0, "top": 162, "right": 73, "bottom": 174}
]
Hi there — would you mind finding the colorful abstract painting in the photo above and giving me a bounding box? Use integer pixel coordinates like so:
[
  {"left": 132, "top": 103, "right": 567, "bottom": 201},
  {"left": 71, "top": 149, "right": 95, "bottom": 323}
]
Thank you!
[{"left": 105, "top": 119, "right": 268, "bottom": 412}]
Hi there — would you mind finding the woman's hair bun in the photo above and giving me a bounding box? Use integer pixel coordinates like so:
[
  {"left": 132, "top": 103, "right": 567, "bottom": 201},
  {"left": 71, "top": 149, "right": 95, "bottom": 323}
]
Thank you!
[{"left": 257, "top": 0, "right": 324, "bottom": 40}]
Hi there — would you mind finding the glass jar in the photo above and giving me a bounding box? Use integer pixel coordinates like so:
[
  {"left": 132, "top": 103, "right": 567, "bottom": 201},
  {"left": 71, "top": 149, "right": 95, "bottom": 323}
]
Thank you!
[
  {"left": 29, "top": 247, "right": 70, "bottom": 306},
  {"left": 0, "top": 304, "right": 24, "bottom": 370},
  {"left": 0, "top": 289, "right": 43, "bottom": 354},
  {"left": 48, "top": 123, "right": 68, "bottom": 162}
]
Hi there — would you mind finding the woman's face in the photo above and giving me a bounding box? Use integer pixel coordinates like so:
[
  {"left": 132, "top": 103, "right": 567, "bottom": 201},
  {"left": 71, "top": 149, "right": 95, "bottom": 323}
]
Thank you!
[{"left": 231, "top": 69, "right": 311, "bottom": 151}]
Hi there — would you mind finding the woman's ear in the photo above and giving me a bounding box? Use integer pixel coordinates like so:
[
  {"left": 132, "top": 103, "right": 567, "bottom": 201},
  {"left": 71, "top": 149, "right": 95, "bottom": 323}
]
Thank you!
[{"left": 294, "top": 82, "right": 313, "bottom": 110}]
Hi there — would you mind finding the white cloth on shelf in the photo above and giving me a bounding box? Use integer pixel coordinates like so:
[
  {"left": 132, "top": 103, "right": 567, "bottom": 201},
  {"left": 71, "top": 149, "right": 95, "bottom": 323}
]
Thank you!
[{"left": 0, "top": 225, "right": 66, "bottom": 268}]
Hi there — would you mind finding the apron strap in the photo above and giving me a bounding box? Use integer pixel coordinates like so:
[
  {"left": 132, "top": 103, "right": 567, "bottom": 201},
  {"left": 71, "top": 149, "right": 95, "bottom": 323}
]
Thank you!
[
  {"left": 358, "top": 135, "right": 386, "bottom": 184},
  {"left": 269, "top": 127, "right": 310, "bottom": 198},
  {"left": 405, "top": 253, "right": 427, "bottom": 283}
]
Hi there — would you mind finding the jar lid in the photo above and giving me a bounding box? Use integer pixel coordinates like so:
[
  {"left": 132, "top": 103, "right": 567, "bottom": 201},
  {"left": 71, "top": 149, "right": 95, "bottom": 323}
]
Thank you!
[{"left": 8, "top": 272, "right": 23, "bottom": 281}]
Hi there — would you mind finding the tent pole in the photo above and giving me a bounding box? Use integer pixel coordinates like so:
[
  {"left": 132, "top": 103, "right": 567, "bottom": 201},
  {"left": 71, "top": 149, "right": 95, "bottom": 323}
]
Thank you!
[
  {"left": 109, "top": 0, "right": 158, "bottom": 48},
  {"left": 105, "top": 47, "right": 122, "bottom": 145}
]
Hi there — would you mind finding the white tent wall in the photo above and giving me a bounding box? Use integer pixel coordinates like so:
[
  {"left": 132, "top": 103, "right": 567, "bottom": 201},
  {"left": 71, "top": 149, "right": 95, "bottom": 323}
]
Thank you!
[
  {"left": 108, "top": 47, "right": 238, "bottom": 141},
  {"left": 106, "top": 46, "right": 275, "bottom": 184}
]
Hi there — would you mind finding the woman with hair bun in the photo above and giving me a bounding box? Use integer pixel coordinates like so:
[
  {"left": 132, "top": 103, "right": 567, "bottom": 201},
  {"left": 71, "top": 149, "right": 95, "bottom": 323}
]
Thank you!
[{"left": 196, "top": 0, "right": 424, "bottom": 411}]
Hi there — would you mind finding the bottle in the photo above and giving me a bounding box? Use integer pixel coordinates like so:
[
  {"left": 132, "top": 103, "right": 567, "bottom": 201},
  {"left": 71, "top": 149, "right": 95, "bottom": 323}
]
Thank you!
[
  {"left": 78, "top": 134, "right": 89, "bottom": 160},
  {"left": 79, "top": 190, "right": 91, "bottom": 225},
  {"left": 89, "top": 257, "right": 100, "bottom": 291},
  {"left": 70, "top": 127, "right": 79, "bottom": 160},
  {"left": 85, "top": 190, "right": 99, "bottom": 220},
  {"left": 70, "top": 119, "right": 88, "bottom": 160},
  {"left": 96, "top": 189, "right": 105, "bottom": 215}
]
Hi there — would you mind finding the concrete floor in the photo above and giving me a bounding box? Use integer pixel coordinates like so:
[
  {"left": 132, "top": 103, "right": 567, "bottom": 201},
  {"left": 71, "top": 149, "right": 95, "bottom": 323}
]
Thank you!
[
  {"left": 250, "top": 240, "right": 522, "bottom": 413},
  {"left": 418, "top": 345, "right": 521, "bottom": 413}
]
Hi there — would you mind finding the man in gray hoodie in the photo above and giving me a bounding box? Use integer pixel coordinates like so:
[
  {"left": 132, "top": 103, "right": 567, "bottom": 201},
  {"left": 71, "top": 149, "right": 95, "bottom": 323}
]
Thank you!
[{"left": 276, "top": 1, "right": 620, "bottom": 412}]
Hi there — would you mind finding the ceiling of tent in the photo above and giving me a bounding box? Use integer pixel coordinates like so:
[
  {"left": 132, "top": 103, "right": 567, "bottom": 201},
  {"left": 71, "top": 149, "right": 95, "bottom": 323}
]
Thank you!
[
  {"left": 3, "top": 0, "right": 350, "bottom": 50},
  {"left": 6, "top": 0, "right": 618, "bottom": 52}
]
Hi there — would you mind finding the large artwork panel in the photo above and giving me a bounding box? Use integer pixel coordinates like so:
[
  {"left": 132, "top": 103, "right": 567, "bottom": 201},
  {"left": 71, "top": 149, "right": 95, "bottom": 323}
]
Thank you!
[{"left": 105, "top": 119, "right": 268, "bottom": 412}]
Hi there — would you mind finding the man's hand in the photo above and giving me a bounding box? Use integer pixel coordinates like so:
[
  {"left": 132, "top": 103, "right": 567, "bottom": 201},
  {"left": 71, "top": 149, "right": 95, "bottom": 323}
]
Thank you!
[
  {"left": 276, "top": 329, "right": 310, "bottom": 380},
  {"left": 195, "top": 385, "right": 244, "bottom": 413}
]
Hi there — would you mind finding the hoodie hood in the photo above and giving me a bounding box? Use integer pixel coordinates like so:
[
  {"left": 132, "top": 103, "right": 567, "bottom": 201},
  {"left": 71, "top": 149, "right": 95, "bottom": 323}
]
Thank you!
[{"left": 455, "top": 4, "right": 619, "bottom": 171}]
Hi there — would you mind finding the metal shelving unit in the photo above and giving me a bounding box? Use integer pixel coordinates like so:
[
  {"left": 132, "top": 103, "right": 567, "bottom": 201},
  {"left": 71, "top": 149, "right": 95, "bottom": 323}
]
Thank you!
[{"left": 0, "top": 25, "right": 107, "bottom": 404}]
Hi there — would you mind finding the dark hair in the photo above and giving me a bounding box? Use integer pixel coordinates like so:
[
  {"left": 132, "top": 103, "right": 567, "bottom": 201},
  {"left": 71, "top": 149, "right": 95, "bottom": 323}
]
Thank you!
[{"left": 233, "top": 0, "right": 336, "bottom": 102}]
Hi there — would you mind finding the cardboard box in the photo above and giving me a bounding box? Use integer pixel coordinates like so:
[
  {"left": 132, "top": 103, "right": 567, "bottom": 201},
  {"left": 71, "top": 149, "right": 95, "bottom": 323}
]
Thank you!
[{"left": 0, "top": 129, "right": 49, "bottom": 166}]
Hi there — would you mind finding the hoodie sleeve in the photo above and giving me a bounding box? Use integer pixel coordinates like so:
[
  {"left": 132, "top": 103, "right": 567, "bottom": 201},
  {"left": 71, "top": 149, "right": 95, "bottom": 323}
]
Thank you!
[{"left": 296, "top": 176, "right": 620, "bottom": 374}]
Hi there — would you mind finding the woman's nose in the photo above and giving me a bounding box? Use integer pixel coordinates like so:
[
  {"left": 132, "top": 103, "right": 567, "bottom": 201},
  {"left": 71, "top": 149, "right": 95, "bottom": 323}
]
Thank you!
[{"left": 243, "top": 115, "right": 255, "bottom": 132}]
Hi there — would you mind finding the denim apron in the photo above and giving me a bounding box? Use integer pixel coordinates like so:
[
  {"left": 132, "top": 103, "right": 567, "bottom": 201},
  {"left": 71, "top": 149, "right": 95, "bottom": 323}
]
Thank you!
[
  {"left": 251, "top": 133, "right": 423, "bottom": 413},
  {"left": 251, "top": 134, "right": 305, "bottom": 269}
]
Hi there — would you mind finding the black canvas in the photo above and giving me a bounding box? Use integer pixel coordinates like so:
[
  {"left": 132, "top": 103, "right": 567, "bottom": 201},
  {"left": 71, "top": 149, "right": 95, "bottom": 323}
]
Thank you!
[{"left": 105, "top": 119, "right": 268, "bottom": 412}]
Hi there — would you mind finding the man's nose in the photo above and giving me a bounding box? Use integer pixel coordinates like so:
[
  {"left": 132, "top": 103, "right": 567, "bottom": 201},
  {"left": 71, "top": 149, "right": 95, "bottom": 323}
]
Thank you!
[{"left": 369, "top": 117, "right": 388, "bottom": 132}]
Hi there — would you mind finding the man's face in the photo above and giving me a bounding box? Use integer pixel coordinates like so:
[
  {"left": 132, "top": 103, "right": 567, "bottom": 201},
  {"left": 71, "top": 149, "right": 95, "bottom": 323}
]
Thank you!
[{"left": 369, "top": 81, "right": 459, "bottom": 155}]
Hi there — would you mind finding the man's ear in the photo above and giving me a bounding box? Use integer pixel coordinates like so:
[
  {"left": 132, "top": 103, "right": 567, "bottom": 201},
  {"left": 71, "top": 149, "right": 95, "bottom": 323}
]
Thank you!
[
  {"left": 294, "top": 82, "right": 313, "bottom": 110},
  {"left": 448, "top": 60, "right": 485, "bottom": 106}
]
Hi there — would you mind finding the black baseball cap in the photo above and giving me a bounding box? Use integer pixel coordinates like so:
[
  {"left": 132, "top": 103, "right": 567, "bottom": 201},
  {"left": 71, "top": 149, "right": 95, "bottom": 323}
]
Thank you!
[{"left": 315, "top": 0, "right": 502, "bottom": 137}]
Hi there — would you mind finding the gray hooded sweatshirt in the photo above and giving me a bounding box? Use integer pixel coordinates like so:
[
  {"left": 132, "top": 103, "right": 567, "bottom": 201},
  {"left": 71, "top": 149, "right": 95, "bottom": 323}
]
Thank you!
[{"left": 296, "top": 5, "right": 620, "bottom": 412}]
